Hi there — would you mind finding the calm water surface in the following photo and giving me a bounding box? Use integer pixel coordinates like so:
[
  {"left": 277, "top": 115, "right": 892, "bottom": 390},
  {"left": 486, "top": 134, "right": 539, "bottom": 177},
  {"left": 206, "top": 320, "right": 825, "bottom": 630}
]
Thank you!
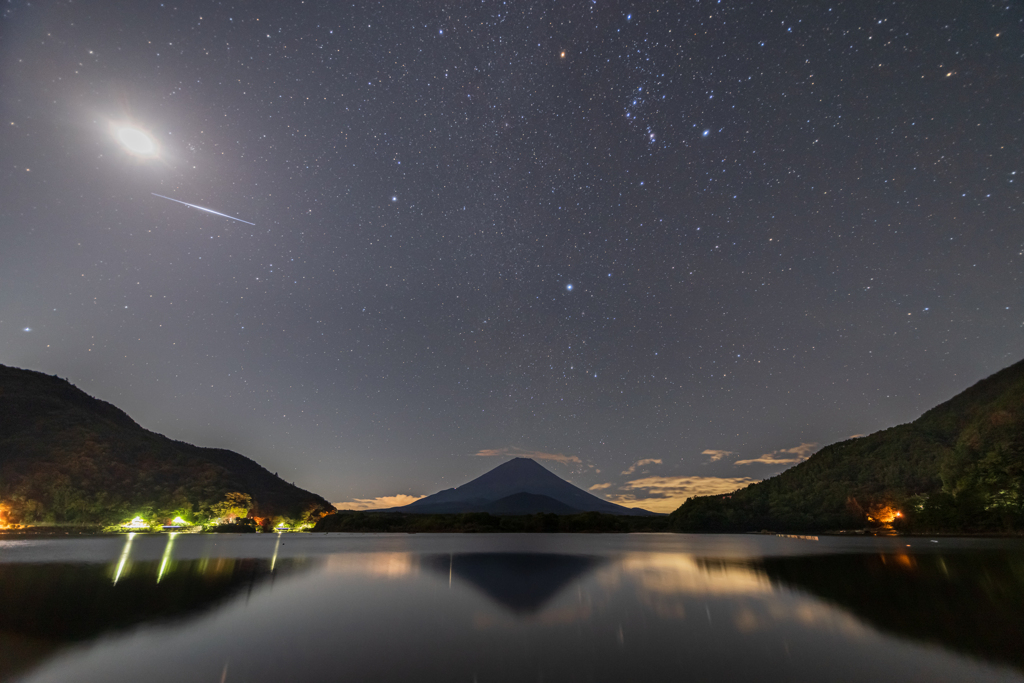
[{"left": 0, "top": 533, "right": 1022, "bottom": 682}]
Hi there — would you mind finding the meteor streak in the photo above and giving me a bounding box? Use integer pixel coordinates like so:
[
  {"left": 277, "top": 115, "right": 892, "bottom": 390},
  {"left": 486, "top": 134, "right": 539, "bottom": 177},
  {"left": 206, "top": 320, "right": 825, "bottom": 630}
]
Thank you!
[{"left": 151, "top": 193, "right": 255, "bottom": 225}]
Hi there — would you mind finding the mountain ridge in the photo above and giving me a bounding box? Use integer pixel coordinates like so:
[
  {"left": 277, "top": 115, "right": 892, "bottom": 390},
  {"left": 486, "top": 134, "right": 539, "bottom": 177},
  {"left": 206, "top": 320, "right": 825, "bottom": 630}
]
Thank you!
[
  {"left": 384, "top": 457, "right": 657, "bottom": 516},
  {"left": 670, "top": 358, "right": 1024, "bottom": 533},
  {"left": 0, "top": 364, "right": 334, "bottom": 527}
]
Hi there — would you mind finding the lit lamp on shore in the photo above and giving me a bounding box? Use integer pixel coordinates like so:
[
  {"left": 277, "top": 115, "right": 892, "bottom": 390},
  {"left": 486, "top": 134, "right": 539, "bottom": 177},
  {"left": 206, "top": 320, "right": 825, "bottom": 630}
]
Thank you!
[
  {"left": 162, "top": 516, "right": 188, "bottom": 531},
  {"left": 124, "top": 516, "right": 149, "bottom": 530}
]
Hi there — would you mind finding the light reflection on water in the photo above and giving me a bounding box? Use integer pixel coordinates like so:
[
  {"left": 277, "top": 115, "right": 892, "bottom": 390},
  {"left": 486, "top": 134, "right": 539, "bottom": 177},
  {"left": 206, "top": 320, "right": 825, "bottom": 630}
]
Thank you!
[{"left": 0, "top": 533, "right": 1022, "bottom": 683}]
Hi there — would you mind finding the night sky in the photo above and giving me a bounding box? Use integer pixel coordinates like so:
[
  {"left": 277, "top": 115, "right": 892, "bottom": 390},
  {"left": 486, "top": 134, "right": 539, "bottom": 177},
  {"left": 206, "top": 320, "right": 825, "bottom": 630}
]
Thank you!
[{"left": 2, "top": 1, "right": 1021, "bottom": 513}]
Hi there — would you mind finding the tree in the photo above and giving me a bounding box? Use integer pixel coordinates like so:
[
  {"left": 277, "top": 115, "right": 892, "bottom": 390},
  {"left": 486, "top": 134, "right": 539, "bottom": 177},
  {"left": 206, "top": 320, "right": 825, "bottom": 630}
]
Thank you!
[{"left": 210, "top": 492, "right": 252, "bottom": 520}]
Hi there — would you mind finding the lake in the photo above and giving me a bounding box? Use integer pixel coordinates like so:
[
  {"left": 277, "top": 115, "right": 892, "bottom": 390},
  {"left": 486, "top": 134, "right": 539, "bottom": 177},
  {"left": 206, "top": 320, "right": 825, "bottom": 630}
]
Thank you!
[{"left": 0, "top": 533, "right": 1022, "bottom": 682}]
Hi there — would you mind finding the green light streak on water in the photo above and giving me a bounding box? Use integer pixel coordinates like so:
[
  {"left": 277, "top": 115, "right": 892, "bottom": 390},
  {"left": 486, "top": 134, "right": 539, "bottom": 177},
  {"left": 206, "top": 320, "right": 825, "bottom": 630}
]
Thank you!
[
  {"left": 112, "top": 533, "right": 135, "bottom": 585},
  {"left": 157, "top": 533, "right": 178, "bottom": 583}
]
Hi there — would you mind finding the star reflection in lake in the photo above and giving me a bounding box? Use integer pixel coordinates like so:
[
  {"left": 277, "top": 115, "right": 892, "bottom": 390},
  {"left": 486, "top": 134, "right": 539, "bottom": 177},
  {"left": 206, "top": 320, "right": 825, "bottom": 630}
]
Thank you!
[{"left": 0, "top": 533, "right": 1021, "bottom": 683}]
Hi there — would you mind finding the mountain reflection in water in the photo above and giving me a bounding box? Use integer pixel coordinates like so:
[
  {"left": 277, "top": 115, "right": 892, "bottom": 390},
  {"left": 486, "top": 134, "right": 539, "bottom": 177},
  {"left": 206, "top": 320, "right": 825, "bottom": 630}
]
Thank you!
[
  {"left": 2, "top": 535, "right": 1023, "bottom": 683},
  {"left": 754, "top": 551, "right": 1024, "bottom": 674},
  {"left": 422, "top": 553, "right": 606, "bottom": 614}
]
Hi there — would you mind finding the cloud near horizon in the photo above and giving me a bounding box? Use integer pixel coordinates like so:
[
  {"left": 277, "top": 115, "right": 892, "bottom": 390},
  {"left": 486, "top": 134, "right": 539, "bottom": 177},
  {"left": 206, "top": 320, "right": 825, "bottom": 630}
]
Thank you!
[
  {"left": 333, "top": 494, "right": 426, "bottom": 511},
  {"left": 702, "top": 449, "right": 734, "bottom": 463},
  {"left": 473, "top": 446, "right": 582, "bottom": 465},
  {"left": 603, "top": 475, "right": 758, "bottom": 514},
  {"left": 621, "top": 458, "right": 662, "bottom": 475},
  {"left": 589, "top": 482, "right": 613, "bottom": 490},
  {"left": 734, "top": 442, "right": 818, "bottom": 466}
]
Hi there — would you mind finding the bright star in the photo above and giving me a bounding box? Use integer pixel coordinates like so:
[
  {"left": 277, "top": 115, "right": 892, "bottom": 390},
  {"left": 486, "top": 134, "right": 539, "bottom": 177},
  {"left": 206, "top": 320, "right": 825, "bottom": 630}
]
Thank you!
[
  {"left": 391, "top": 196, "right": 397, "bottom": 202},
  {"left": 23, "top": 327, "right": 31, "bottom": 332},
  {"left": 702, "top": 129, "right": 710, "bottom": 137},
  {"left": 566, "top": 284, "right": 573, "bottom": 291}
]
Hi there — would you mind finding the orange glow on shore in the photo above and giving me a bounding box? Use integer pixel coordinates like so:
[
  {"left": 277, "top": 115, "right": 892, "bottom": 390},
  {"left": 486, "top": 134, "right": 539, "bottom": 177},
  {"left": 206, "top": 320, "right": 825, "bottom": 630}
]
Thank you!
[{"left": 866, "top": 504, "right": 902, "bottom": 526}]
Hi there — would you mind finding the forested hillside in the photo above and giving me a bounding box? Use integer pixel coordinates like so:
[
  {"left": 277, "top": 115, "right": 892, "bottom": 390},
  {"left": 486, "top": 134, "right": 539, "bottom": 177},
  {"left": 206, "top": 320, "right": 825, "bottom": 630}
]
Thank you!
[
  {"left": 671, "top": 359, "right": 1024, "bottom": 533},
  {"left": 0, "top": 365, "right": 333, "bottom": 527}
]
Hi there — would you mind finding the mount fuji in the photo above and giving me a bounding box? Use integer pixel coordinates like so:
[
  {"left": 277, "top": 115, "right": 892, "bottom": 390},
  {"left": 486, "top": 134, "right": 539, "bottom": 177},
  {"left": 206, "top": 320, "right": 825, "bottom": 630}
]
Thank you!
[{"left": 390, "top": 458, "right": 657, "bottom": 516}]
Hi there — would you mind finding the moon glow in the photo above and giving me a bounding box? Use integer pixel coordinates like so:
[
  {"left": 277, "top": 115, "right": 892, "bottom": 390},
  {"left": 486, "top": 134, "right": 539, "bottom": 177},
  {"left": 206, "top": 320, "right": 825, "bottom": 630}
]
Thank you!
[{"left": 116, "top": 126, "right": 157, "bottom": 156}]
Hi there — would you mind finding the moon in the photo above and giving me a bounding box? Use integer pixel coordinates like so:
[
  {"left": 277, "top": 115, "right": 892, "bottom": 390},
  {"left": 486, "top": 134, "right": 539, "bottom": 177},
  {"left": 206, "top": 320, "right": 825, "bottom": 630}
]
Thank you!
[{"left": 115, "top": 126, "right": 157, "bottom": 156}]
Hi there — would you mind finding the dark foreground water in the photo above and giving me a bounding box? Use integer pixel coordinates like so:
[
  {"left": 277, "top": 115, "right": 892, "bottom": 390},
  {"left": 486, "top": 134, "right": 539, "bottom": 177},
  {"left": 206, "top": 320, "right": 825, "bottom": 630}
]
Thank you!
[{"left": 1, "top": 533, "right": 1022, "bottom": 683}]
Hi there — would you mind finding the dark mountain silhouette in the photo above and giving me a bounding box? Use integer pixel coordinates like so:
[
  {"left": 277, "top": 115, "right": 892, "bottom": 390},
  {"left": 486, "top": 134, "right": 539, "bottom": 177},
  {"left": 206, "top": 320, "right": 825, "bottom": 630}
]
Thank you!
[
  {"left": 312, "top": 508, "right": 671, "bottom": 533},
  {"left": 421, "top": 553, "right": 606, "bottom": 613},
  {"left": 0, "top": 364, "right": 334, "bottom": 526},
  {"left": 480, "top": 492, "right": 582, "bottom": 515},
  {"left": 383, "top": 492, "right": 582, "bottom": 516},
  {"left": 389, "top": 457, "right": 656, "bottom": 516},
  {"left": 671, "top": 357, "right": 1024, "bottom": 533}
]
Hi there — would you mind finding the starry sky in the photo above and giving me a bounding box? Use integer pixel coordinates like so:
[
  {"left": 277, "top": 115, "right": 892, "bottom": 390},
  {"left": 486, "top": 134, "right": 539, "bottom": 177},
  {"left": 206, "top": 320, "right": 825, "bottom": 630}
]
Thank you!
[{"left": 1, "top": 0, "right": 1022, "bottom": 513}]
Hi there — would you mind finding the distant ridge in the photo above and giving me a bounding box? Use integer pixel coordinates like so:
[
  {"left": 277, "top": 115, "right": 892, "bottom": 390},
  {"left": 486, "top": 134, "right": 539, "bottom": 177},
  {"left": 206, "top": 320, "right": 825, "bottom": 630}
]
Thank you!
[
  {"left": 0, "top": 364, "right": 334, "bottom": 526},
  {"left": 385, "top": 457, "right": 657, "bottom": 516},
  {"left": 670, "top": 357, "right": 1024, "bottom": 533}
]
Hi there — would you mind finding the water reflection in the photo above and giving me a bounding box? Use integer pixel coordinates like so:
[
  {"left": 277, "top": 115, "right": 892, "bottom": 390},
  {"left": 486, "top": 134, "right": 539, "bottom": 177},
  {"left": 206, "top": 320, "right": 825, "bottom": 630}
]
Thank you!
[
  {"left": 0, "top": 535, "right": 314, "bottom": 682},
  {"left": 755, "top": 551, "right": 1024, "bottom": 674},
  {"left": 111, "top": 531, "right": 136, "bottom": 585},
  {"left": 423, "top": 553, "right": 606, "bottom": 614},
  {"left": 324, "top": 549, "right": 418, "bottom": 577},
  {"left": 615, "top": 552, "right": 772, "bottom": 595},
  {"left": 2, "top": 536, "right": 1023, "bottom": 683},
  {"left": 156, "top": 533, "right": 176, "bottom": 583}
]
